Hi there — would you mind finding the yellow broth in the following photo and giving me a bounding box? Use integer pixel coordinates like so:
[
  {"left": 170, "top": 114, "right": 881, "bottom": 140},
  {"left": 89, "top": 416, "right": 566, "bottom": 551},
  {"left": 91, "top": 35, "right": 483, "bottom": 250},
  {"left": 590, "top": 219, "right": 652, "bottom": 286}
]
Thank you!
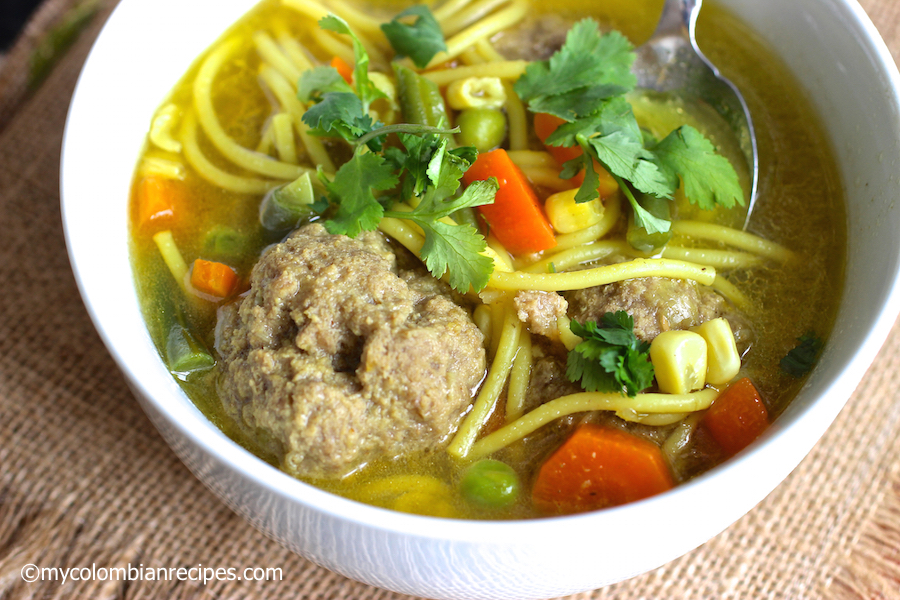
[{"left": 129, "top": 0, "right": 845, "bottom": 519}]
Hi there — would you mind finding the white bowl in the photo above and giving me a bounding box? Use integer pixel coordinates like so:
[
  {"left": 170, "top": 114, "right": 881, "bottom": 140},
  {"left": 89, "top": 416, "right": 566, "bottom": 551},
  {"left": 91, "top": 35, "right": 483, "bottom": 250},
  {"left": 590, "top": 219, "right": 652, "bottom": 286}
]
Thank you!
[{"left": 61, "top": 0, "right": 900, "bottom": 598}]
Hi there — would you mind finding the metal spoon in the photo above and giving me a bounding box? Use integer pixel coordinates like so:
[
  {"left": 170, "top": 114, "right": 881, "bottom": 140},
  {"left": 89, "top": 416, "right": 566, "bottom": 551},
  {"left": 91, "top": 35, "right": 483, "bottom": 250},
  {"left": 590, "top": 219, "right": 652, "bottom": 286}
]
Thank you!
[{"left": 633, "top": 0, "right": 758, "bottom": 228}]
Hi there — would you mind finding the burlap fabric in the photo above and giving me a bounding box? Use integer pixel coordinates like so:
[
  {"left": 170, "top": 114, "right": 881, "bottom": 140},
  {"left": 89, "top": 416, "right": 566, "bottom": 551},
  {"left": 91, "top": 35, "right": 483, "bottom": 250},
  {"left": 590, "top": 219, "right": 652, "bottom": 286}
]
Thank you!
[{"left": 2, "top": 0, "right": 900, "bottom": 598}]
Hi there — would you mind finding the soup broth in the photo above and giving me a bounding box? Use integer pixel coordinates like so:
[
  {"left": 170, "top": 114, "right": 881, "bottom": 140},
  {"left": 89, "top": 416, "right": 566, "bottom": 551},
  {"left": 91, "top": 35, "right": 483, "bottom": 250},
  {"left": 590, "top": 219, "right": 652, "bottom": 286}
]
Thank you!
[{"left": 130, "top": 0, "right": 844, "bottom": 519}]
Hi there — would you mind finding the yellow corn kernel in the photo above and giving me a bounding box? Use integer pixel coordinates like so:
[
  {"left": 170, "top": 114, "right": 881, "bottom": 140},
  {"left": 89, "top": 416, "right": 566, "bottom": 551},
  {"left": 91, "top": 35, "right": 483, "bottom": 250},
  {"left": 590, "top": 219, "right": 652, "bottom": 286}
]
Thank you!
[
  {"left": 650, "top": 330, "right": 708, "bottom": 395},
  {"left": 544, "top": 188, "right": 605, "bottom": 234},
  {"left": 691, "top": 318, "right": 741, "bottom": 384},
  {"left": 446, "top": 77, "right": 506, "bottom": 110}
]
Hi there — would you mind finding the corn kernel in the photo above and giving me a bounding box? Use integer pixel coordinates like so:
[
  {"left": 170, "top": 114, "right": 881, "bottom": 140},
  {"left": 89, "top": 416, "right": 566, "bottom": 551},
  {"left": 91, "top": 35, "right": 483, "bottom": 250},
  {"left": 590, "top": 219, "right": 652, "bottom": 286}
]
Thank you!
[
  {"left": 446, "top": 77, "right": 506, "bottom": 110},
  {"left": 650, "top": 330, "right": 708, "bottom": 395},
  {"left": 691, "top": 318, "right": 741, "bottom": 384},
  {"left": 544, "top": 188, "right": 604, "bottom": 233}
]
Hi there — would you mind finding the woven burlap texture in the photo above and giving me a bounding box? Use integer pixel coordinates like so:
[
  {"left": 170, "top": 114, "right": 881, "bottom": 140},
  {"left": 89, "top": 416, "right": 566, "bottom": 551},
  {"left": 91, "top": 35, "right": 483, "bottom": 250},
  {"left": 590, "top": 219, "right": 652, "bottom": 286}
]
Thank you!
[{"left": 2, "top": 0, "right": 900, "bottom": 598}]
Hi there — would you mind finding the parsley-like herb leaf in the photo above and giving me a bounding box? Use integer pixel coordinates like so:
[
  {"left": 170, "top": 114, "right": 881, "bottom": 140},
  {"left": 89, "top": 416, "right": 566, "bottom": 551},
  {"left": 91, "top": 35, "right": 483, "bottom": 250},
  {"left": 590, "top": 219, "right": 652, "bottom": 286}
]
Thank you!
[
  {"left": 384, "top": 138, "right": 497, "bottom": 292},
  {"left": 515, "top": 20, "right": 635, "bottom": 118},
  {"left": 300, "top": 15, "right": 496, "bottom": 293},
  {"left": 319, "top": 152, "right": 398, "bottom": 238},
  {"left": 780, "top": 332, "right": 823, "bottom": 377},
  {"left": 652, "top": 125, "right": 743, "bottom": 210},
  {"left": 319, "top": 15, "right": 385, "bottom": 111},
  {"left": 514, "top": 18, "right": 745, "bottom": 234},
  {"left": 381, "top": 6, "right": 446, "bottom": 69},
  {"left": 566, "top": 312, "right": 654, "bottom": 397}
]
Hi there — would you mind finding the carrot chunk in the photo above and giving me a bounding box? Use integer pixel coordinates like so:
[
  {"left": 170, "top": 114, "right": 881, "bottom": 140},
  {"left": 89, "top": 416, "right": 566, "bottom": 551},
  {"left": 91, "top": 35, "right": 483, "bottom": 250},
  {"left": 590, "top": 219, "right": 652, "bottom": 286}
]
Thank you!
[
  {"left": 533, "top": 112, "right": 583, "bottom": 166},
  {"left": 532, "top": 424, "right": 674, "bottom": 515},
  {"left": 462, "top": 148, "right": 556, "bottom": 254},
  {"left": 190, "top": 259, "right": 238, "bottom": 298},
  {"left": 331, "top": 56, "right": 354, "bottom": 84},
  {"left": 701, "top": 377, "right": 769, "bottom": 456},
  {"left": 534, "top": 113, "right": 619, "bottom": 197},
  {"left": 136, "top": 176, "right": 179, "bottom": 229}
]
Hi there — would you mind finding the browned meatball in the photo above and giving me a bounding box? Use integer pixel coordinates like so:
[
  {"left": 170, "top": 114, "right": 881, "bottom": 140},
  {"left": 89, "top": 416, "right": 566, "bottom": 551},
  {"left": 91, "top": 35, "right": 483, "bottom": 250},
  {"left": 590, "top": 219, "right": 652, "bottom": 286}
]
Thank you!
[
  {"left": 215, "top": 224, "right": 486, "bottom": 479},
  {"left": 566, "top": 277, "right": 731, "bottom": 342}
]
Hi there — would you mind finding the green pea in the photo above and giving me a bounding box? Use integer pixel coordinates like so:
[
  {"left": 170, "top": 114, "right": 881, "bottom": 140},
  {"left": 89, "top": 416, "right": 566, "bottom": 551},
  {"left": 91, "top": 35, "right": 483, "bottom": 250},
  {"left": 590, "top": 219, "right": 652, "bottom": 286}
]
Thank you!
[
  {"left": 460, "top": 459, "right": 520, "bottom": 508},
  {"left": 456, "top": 108, "right": 507, "bottom": 152}
]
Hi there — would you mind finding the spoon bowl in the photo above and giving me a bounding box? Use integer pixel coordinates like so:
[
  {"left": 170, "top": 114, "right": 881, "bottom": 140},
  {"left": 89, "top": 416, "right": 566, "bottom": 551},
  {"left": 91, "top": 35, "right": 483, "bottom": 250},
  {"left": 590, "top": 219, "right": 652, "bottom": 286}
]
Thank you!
[{"left": 633, "top": 0, "right": 759, "bottom": 225}]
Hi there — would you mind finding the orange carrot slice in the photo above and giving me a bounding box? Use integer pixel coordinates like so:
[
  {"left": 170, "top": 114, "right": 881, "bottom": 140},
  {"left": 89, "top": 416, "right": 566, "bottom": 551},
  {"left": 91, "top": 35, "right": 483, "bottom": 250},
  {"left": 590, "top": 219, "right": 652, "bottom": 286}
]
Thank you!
[
  {"left": 462, "top": 148, "right": 556, "bottom": 254},
  {"left": 532, "top": 424, "right": 674, "bottom": 514},
  {"left": 701, "top": 377, "right": 769, "bottom": 456},
  {"left": 190, "top": 259, "right": 238, "bottom": 298}
]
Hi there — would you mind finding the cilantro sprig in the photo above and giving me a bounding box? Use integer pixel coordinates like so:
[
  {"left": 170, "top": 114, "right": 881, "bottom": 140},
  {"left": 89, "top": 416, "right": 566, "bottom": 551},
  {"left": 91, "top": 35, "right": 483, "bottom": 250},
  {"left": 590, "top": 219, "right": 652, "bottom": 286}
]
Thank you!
[
  {"left": 298, "top": 12, "right": 495, "bottom": 293},
  {"left": 566, "top": 312, "right": 655, "bottom": 397},
  {"left": 381, "top": 6, "right": 447, "bottom": 69},
  {"left": 514, "top": 19, "right": 744, "bottom": 236},
  {"left": 780, "top": 332, "right": 823, "bottom": 378}
]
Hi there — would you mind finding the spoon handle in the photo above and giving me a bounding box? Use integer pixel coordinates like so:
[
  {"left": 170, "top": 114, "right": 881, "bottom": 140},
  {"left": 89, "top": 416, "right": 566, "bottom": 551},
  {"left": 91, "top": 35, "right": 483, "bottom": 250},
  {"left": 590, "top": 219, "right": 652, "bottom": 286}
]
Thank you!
[{"left": 651, "top": 0, "right": 701, "bottom": 39}]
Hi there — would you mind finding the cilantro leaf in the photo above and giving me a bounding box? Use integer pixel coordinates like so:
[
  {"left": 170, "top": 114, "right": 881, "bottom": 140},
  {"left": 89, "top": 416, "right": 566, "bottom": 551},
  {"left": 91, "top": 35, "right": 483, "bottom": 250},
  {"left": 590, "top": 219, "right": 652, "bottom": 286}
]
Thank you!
[
  {"left": 319, "top": 15, "right": 386, "bottom": 111},
  {"left": 515, "top": 18, "right": 746, "bottom": 239},
  {"left": 321, "top": 152, "right": 398, "bottom": 237},
  {"left": 381, "top": 6, "right": 446, "bottom": 69},
  {"left": 301, "top": 91, "right": 376, "bottom": 141},
  {"left": 384, "top": 150, "right": 497, "bottom": 292},
  {"left": 298, "top": 14, "right": 496, "bottom": 294},
  {"left": 297, "top": 65, "right": 354, "bottom": 102},
  {"left": 566, "top": 312, "right": 654, "bottom": 397},
  {"left": 514, "top": 20, "right": 635, "bottom": 111},
  {"left": 780, "top": 332, "right": 823, "bottom": 377},
  {"left": 418, "top": 220, "right": 495, "bottom": 292},
  {"left": 652, "top": 125, "right": 745, "bottom": 210}
]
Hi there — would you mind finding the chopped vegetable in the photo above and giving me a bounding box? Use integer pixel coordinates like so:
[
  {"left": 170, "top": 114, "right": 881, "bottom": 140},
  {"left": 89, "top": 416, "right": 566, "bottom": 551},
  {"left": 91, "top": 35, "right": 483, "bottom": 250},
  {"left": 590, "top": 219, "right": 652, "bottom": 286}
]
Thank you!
[
  {"left": 380, "top": 6, "right": 446, "bottom": 69},
  {"left": 544, "top": 187, "right": 604, "bottom": 233},
  {"left": 298, "top": 16, "right": 498, "bottom": 292},
  {"left": 202, "top": 225, "right": 247, "bottom": 260},
  {"left": 394, "top": 63, "right": 450, "bottom": 129},
  {"left": 626, "top": 193, "right": 672, "bottom": 252},
  {"left": 330, "top": 56, "right": 354, "bottom": 84},
  {"left": 533, "top": 112, "right": 582, "bottom": 166},
  {"left": 514, "top": 19, "right": 743, "bottom": 234},
  {"left": 455, "top": 108, "right": 507, "bottom": 152},
  {"left": 532, "top": 424, "right": 674, "bottom": 514},
  {"left": 701, "top": 377, "right": 768, "bottom": 456},
  {"left": 781, "top": 332, "right": 823, "bottom": 377},
  {"left": 259, "top": 171, "right": 316, "bottom": 231},
  {"left": 299, "top": 15, "right": 387, "bottom": 149},
  {"left": 649, "top": 330, "right": 707, "bottom": 395},
  {"left": 190, "top": 259, "right": 238, "bottom": 298},
  {"left": 166, "top": 323, "right": 215, "bottom": 378},
  {"left": 136, "top": 176, "right": 178, "bottom": 229},
  {"left": 566, "top": 311, "right": 654, "bottom": 397},
  {"left": 446, "top": 77, "right": 506, "bottom": 110},
  {"left": 462, "top": 148, "right": 556, "bottom": 254},
  {"left": 460, "top": 459, "right": 520, "bottom": 508},
  {"left": 691, "top": 318, "right": 740, "bottom": 385}
]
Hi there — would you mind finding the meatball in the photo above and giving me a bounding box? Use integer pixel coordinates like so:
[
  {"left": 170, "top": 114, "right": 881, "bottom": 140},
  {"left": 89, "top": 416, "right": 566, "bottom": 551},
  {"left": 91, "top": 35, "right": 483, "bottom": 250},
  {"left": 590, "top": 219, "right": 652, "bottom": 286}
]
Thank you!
[
  {"left": 514, "top": 290, "right": 568, "bottom": 340},
  {"left": 215, "top": 224, "right": 486, "bottom": 479},
  {"left": 566, "top": 277, "right": 730, "bottom": 342}
]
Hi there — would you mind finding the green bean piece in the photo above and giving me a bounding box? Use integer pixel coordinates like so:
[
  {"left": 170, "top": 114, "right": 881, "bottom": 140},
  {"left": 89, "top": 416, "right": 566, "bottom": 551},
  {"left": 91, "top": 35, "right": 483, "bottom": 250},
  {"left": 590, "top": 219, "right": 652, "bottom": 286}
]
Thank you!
[
  {"left": 627, "top": 194, "right": 673, "bottom": 253},
  {"left": 260, "top": 172, "right": 315, "bottom": 231},
  {"left": 456, "top": 108, "right": 507, "bottom": 152},
  {"left": 394, "top": 63, "right": 450, "bottom": 129},
  {"left": 460, "top": 459, "right": 520, "bottom": 508},
  {"left": 166, "top": 323, "right": 215, "bottom": 379},
  {"left": 203, "top": 225, "right": 247, "bottom": 260}
]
